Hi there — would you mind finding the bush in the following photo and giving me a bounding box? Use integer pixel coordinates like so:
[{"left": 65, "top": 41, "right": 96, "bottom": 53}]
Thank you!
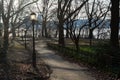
[{"left": 47, "top": 43, "right": 120, "bottom": 76}]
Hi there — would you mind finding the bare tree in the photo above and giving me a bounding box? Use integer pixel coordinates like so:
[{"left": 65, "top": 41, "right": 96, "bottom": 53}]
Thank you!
[
  {"left": 57, "top": 0, "right": 89, "bottom": 46},
  {"left": 63, "top": 0, "right": 88, "bottom": 51},
  {"left": 1, "top": 0, "right": 38, "bottom": 52},
  {"left": 36, "top": 0, "right": 56, "bottom": 37},
  {"left": 68, "top": 20, "right": 81, "bottom": 51},
  {"left": 85, "top": 0, "right": 110, "bottom": 46},
  {"left": 110, "top": 0, "right": 119, "bottom": 48},
  {"left": 10, "top": 1, "right": 26, "bottom": 42}
]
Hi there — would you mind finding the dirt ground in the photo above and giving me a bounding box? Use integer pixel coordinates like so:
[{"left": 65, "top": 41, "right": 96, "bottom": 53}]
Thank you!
[{"left": 0, "top": 41, "right": 51, "bottom": 80}]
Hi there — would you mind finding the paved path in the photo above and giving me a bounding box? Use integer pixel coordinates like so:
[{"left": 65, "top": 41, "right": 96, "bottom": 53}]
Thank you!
[{"left": 36, "top": 40, "right": 96, "bottom": 80}]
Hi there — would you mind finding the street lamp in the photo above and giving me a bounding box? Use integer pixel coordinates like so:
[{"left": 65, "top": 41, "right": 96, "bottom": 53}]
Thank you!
[
  {"left": 30, "top": 12, "right": 37, "bottom": 67},
  {"left": 24, "top": 29, "right": 27, "bottom": 49}
]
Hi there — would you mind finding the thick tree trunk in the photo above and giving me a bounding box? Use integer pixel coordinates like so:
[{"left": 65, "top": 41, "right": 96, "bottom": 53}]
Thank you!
[
  {"left": 42, "top": 20, "right": 48, "bottom": 37},
  {"left": 45, "top": 26, "right": 48, "bottom": 38},
  {"left": 110, "top": 0, "right": 119, "bottom": 48},
  {"left": 75, "top": 40, "right": 79, "bottom": 52},
  {"left": 42, "top": 21, "right": 45, "bottom": 37},
  {"left": 0, "top": 30, "right": 2, "bottom": 48},
  {"left": 42, "top": 24, "right": 45, "bottom": 37},
  {"left": 88, "top": 19, "right": 93, "bottom": 46},
  {"left": 89, "top": 29, "right": 93, "bottom": 46},
  {"left": 58, "top": 21, "right": 65, "bottom": 46},
  {"left": 3, "top": 22, "right": 9, "bottom": 52},
  {"left": 42, "top": 30, "right": 44, "bottom": 37}
]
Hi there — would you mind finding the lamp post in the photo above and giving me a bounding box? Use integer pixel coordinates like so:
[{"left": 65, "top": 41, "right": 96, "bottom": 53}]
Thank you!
[
  {"left": 30, "top": 12, "right": 37, "bottom": 67},
  {"left": 24, "top": 29, "right": 27, "bottom": 49},
  {"left": 21, "top": 29, "right": 24, "bottom": 41},
  {"left": 18, "top": 27, "right": 19, "bottom": 37}
]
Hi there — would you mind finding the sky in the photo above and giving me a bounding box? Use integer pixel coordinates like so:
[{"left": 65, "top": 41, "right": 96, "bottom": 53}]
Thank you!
[{"left": 0, "top": 0, "right": 111, "bottom": 23}]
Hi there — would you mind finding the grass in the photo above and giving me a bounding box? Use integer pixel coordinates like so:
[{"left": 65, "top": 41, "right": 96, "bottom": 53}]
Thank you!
[{"left": 80, "top": 46, "right": 96, "bottom": 53}]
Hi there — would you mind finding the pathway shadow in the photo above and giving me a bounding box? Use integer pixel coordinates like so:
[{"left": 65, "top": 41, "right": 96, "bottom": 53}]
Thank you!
[{"left": 51, "top": 65, "right": 89, "bottom": 72}]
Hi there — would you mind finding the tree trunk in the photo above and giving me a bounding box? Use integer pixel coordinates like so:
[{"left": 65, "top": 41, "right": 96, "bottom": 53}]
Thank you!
[
  {"left": 110, "top": 0, "right": 119, "bottom": 48},
  {"left": 42, "top": 30, "right": 44, "bottom": 37},
  {"left": 75, "top": 40, "right": 79, "bottom": 52},
  {"left": 18, "top": 27, "right": 20, "bottom": 37},
  {"left": 45, "top": 26, "right": 48, "bottom": 38},
  {"left": 97, "top": 27, "right": 100, "bottom": 39},
  {"left": 66, "top": 25, "right": 69, "bottom": 38},
  {"left": 54, "top": 30, "right": 58, "bottom": 38},
  {"left": 89, "top": 29, "right": 93, "bottom": 46},
  {"left": 0, "top": 30, "right": 2, "bottom": 37},
  {"left": 42, "top": 20, "right": 48, "bottom": 37},
  {"left": 58, "top": 21, "right": 65, "bottom": 46},
  {"left": 11, "top": 24, "right": 16, "bottom": 41},
  {"left": 42, "top": 23, "right": 45, "bottom": 37},
  {"left": 3, "top": 22, "right": 9, "bottom": 52},
  {"left": 88, "top": 19, "right": 93, "bottom": 46},
  {"left": 0, "top": 30, "right": 2, "bottom": 48}
]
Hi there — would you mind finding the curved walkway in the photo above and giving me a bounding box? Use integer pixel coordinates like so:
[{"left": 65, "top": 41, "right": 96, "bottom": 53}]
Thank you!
[{"left": 36, "top": 39, "right": 96, "bottom": 80}]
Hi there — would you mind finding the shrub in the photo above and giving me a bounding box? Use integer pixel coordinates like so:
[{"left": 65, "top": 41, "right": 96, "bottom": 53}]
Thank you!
[{"left": 47, "top": 42, "right": 120, "bottom": 75}]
